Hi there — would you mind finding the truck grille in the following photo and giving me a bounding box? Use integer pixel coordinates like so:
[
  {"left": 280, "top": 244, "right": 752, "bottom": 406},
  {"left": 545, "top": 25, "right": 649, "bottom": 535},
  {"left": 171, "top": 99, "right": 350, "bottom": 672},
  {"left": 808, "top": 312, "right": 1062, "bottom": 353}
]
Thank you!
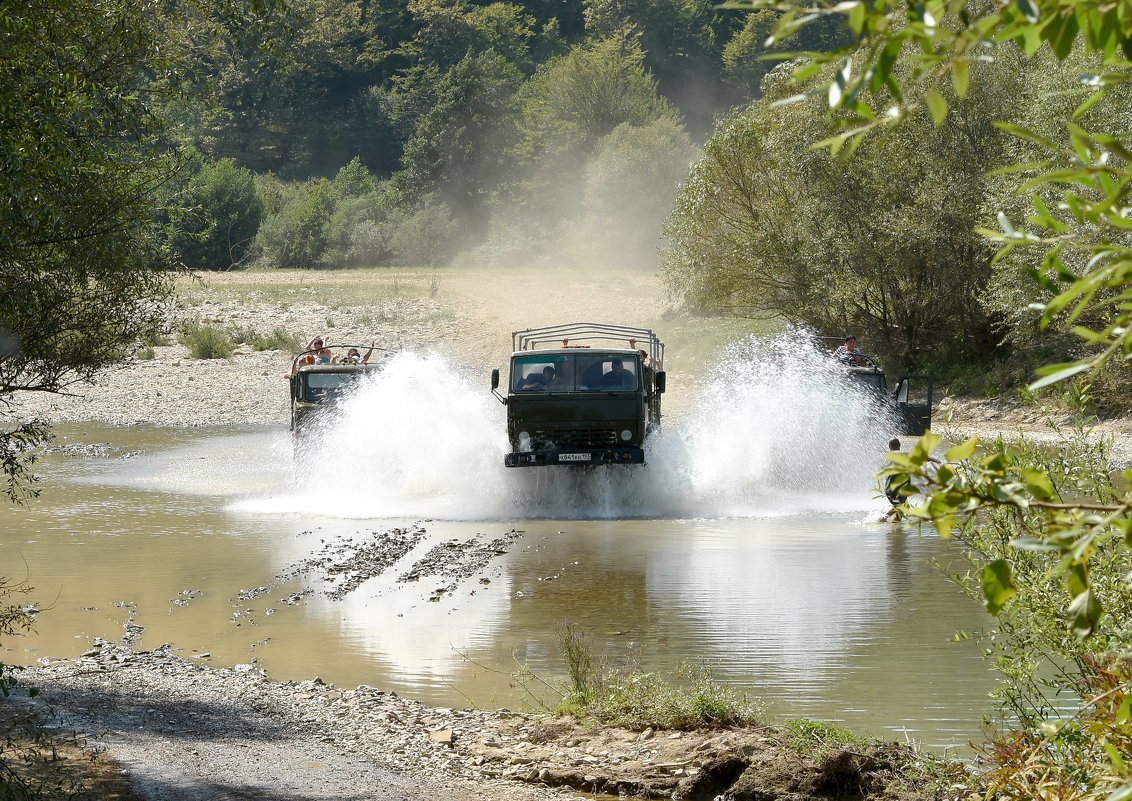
[{"left": 535, "top": 428, "right": 619, "bottom": 448}]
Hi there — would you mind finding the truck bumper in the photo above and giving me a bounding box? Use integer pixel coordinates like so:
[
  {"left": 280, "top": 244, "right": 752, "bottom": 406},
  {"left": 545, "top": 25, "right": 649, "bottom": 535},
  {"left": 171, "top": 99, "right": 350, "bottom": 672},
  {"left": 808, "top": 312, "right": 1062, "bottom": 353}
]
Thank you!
[{"left": 504, "top": 447, "right": 645, "bottom": 467}]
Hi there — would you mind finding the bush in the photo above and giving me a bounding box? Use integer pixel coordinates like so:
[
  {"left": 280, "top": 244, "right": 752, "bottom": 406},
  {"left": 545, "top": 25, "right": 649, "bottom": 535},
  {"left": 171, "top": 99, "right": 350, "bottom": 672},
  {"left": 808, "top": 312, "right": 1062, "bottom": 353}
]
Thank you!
[
  {"left": 253, "top": 179, "right": 336, "bottom": 269},
  {"left": 169, "top": 156, "right": 264, "bottom": 271},
  {"left": 178, "top": 321, "right": 234, "bottom": 359},
  {"left": 233, "top": 326, "right": 300, "bottom": 352}
]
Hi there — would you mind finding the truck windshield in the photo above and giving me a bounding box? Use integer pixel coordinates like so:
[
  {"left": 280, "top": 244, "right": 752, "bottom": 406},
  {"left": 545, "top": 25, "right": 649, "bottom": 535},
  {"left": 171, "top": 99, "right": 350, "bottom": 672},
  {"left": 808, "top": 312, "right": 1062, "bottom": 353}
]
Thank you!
[
  {"left": 513, "top": 355, "right": 574, "bottom": 392},
  {"left": 511, "top": 353, "right": 638, "bottom": 392},
  {"left": 302, "top": 371, "right": 360, "bottom": 402}
]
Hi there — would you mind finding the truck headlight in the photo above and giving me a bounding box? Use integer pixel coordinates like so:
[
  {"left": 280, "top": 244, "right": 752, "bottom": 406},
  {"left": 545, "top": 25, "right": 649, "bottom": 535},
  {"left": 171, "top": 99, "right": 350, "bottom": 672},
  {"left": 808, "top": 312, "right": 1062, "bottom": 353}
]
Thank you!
[
  {"left": 519, "top": 431, "right": 531, "bottom": 450},
  {"left": 620, "top": 429, "right": 632, "bottom": 441}
]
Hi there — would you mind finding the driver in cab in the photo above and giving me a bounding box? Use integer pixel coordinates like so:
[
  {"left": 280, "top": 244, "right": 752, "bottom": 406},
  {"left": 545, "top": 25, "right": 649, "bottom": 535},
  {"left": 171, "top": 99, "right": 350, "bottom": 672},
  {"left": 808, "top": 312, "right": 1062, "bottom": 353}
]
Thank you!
[{"left": 599, "top": 358, "right": 635, "bottom": 390}]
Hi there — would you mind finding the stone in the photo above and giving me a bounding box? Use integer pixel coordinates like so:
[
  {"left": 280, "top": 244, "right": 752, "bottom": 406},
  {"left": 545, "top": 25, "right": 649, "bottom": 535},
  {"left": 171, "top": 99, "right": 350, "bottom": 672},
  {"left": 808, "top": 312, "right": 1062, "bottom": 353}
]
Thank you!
[{"left": 429, "top": 728, "right": 454, "bottom": 746}]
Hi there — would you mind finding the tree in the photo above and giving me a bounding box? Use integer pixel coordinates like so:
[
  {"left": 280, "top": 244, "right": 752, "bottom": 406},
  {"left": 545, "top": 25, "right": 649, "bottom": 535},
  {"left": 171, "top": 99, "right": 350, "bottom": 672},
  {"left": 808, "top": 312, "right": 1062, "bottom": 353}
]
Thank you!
[
  {"left": 398, "top": 0, "right": 537, "bottom": 73},
  {"left": 581, "top": 118, "right": 697, "bottom": 270},
  {"left": 183, "top": 0, "right": 390, "bottom": 177},
  {"left": 0, "top": 0, "right": 182, "bottom": 500},
  {"left": 254, "top": 179, "right": 337, "bottom": 269},
  {"left": 396, "top": 50, "right": 524, "bottom": 230},
  {"left": 582, "top": 0, "right": 723, "bottom": 128},
  {"left": 168, "top": 155, "right": 265, "bottom": 270},
  {"left": 663, "top": 56, "right": 1021, "bottom": 370},
  {"left": 516, "top": 31, "right": 682, "bottom": 160}
]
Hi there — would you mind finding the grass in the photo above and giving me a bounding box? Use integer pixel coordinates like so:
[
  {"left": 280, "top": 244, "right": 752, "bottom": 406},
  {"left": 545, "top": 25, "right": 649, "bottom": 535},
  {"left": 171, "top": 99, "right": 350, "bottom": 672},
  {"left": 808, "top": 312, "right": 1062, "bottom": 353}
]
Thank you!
[
  {"left": 229, "top": 325, "right": 301, "bottom": 352},
  {"left": 174, "top": 268, "right": 439, "bottom": 310},
  {"left": 549, "top": 621, "right": 764, "bottom": 731}
]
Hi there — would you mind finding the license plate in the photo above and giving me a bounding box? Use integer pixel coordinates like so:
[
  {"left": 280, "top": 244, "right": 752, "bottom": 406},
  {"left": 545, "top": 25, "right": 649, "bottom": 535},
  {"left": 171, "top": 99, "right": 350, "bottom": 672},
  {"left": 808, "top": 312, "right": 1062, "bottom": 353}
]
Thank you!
[{"left": 558, "top": 452, "right": 591, "bottom": 462}]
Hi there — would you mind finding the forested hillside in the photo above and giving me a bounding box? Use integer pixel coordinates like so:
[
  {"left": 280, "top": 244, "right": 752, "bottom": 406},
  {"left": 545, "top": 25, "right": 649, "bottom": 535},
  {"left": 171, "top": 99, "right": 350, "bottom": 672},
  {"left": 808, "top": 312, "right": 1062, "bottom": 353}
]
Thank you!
[{"left": 149, "top": 0, "right": 846, "bottom": 276}]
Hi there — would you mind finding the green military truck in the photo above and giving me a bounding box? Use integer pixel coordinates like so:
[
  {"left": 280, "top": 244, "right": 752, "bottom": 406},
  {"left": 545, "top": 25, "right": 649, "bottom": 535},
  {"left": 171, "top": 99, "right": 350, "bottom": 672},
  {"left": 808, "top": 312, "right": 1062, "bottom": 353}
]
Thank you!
[
  {"left": 824, "top": 337, "right": 934, "bottom": 435},
  {"left": 288, "top": 343, "right": 391, "bottom": 433},
  {"left": 491, "top": 322, "right": 666, "bottom": 467},
  {"left": 845, "top": 365, "right": 934, "bottom": 435}
]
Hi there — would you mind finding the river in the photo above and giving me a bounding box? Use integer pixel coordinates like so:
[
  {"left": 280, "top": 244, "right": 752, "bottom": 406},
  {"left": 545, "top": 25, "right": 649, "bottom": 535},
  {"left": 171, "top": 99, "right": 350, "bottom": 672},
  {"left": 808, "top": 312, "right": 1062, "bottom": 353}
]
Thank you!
[{"left": 1, "top": 344, "right": 997, "bottom": 752}]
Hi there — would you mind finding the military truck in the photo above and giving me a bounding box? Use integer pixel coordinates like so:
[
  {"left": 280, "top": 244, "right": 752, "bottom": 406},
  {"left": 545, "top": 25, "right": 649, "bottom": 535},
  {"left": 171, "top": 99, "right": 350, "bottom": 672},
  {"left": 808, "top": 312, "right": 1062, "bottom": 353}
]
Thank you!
[
  {"left": 491, "top": 322, "right": 666, "bottom": 467},
  {"left": 288, "top": 343, "right": 391, "bottom": 433},
  {"left": 823, "top": 338, "right": 934, "bottom": 435}
]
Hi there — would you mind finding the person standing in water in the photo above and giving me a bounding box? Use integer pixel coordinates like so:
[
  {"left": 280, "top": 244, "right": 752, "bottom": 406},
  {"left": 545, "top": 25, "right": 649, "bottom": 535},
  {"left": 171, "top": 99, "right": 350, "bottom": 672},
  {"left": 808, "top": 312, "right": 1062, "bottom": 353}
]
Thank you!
[{"left": 880, "top": 438, "right": 907, "bottom": 522}]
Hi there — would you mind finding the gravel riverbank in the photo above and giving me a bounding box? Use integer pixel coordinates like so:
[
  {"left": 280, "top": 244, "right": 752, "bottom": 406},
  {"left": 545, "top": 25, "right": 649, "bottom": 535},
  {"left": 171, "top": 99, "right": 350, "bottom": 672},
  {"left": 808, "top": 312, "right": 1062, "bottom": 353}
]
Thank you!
[{"left": 15, "top": 642, "right": 966, "bottom": 801}]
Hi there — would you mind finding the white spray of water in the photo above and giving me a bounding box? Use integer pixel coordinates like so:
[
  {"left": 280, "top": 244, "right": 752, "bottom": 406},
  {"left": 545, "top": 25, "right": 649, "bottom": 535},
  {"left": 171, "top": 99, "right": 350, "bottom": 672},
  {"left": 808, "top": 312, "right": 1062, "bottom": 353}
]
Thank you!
[
  {"left": 650, "top": 334, "right": 897, "bottom": 515},
  {"left": 233, "top": 333, "right": 898, "bottom": 520},
  {"left": 250, "top": 352, "right": 509, "bottom": 518}
]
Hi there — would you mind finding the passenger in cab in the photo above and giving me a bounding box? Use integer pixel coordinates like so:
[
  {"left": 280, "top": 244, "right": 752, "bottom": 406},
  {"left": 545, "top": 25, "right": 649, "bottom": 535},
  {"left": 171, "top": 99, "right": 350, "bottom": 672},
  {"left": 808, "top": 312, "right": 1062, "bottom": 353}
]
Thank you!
[
  {"left": 546, "top": 362, "right": 571, "bottom": 391},
  {"left": 517, "top": 366, "right": 554, "bottom": 390},
  {"left": 835, "top": 336, "right": 868, "bottom": 366},
  {"left": 285, "top": 336, "right": 331, "bottom": 378}
]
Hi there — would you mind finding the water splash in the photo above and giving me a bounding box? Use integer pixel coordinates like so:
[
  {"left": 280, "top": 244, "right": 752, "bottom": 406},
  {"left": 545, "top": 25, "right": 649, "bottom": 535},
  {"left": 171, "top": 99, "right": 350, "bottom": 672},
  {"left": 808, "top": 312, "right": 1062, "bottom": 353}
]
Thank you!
[
  {"left": 234, "top": 334, "right": 898, "bottom": 520},
  {"left": 267, "top": 352, "right": 509, "bottom": 519},
  {"left": 651, "top": 334, "right": 898, "bottom": 513}
]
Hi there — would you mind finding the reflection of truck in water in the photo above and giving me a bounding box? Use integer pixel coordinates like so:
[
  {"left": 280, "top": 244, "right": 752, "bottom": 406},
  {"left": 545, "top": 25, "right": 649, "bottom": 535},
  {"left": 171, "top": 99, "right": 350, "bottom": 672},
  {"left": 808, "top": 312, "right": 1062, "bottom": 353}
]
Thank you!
[
  {"left": 491, "top": 323, "right": 666, "bottom": 467},
  {"left": 288, "top": 344, "right": 391, "bottom": 433},
  {"left": 823, "top": 338, "right": 934, "bottom": 435}
]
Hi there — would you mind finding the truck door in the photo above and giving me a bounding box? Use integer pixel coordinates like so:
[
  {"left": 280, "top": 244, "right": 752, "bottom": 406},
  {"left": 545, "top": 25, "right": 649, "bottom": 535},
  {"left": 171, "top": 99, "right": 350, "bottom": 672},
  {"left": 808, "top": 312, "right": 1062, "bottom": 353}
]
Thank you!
[{"left": 893, "top": 375, "right": 934, "bottom": 436}]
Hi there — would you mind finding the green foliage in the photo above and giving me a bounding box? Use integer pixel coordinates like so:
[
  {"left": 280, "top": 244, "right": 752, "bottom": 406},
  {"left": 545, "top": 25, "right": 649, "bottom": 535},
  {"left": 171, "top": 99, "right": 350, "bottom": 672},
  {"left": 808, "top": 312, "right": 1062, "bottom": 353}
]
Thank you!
[
  {"left": 782, "top": 719, "right": 864, "bottom": 755},
  {"left": 396, "top": 50, "right": 524, "bottom": 224},
  {"left": 168, "top": 154, "right": 265, "bottom": 271},
  {"left": 884, "top": 424, "right": 1132, "bottom": 798},
  {"left": 181, "top": 0, "right": 390, "bottom": 176},
  {"left": 387, "top": 199, "right": 461, "bottom": 267},
  {"left": 662, "top": 54, "right": 1021, "bottom": 370},
  {"left": 727, "top": 0, "right": 1132, "bottom": 392},
  {"left": 721, "top": 9, "right": 850, "bottom": 101},
  {"left": 581, "top": 118, "right": 696, "bottom": 269},
  {"left": 230, "top": 326, "right": 301, "bottom": 352},
  {"left": 320, "top": 194, "right": 396, "bottom": 269},
  {"left": 397, "top": 0, "right": 537, "bottom": 75},
  {"left": 516, "top": 32, "right": 682, "bottom": 162},
  {"left": 0, "top": 575, "right": 45, "bottom": 801},
  {"left": 0, "top": 0, "right": 181, "bottom": 498},
  {"left": 178, "top": 321, "right": 236, "bottom": 359},
  {"left": 582, "top": 0, "right": 723, "bottom": 127},
  {"left": 554, "top": 621, "right": 763, "bottom": 730},
  {"left": 254, "top": 179, "right": 337, "bottom": 269},
  {"left": 0, "top": 577, "right": 35, "bottom": 700}
]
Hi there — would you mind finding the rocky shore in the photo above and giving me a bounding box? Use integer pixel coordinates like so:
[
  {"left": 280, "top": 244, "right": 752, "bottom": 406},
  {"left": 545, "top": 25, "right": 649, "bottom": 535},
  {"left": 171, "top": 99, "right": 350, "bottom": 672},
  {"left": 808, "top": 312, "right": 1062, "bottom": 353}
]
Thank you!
[{"left": 16, "top": 642, "right": 968, "bottom": 801}]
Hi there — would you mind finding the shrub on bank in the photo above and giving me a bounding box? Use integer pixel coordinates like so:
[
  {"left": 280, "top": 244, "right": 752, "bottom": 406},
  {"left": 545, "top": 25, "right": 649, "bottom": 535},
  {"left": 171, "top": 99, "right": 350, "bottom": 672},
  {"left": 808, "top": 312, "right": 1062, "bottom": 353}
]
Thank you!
[
  {"left": 230, "top": 325, "right": 300, "bottom": 352},
  {"left": 178, "top": 321, "right": 235, "bottom": 359}
]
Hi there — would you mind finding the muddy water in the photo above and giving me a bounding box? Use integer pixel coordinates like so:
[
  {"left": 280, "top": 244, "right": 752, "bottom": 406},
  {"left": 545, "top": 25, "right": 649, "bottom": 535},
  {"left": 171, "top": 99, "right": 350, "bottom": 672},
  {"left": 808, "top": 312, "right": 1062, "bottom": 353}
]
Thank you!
[{"left": 1, "top": 342, "right": 998, "bottom": 750}]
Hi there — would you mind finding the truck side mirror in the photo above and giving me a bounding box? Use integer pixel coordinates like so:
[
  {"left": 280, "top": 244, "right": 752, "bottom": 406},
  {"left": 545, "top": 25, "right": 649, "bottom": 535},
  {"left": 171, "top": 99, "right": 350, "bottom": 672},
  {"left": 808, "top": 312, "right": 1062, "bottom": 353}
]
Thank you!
[
  {"left": 491, "top": 369, "right": 500, "bottom": 390},
  {"left": 655, "top": 371, "right": 666, "bottom": 394}
]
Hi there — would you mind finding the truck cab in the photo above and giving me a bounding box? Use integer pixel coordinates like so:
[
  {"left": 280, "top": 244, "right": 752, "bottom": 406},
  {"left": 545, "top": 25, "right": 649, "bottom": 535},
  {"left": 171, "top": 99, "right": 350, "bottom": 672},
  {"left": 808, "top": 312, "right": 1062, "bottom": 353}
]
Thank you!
[
  {"left": 288, "top": 344, "right": 390, "bottom": 433},
  {"left": 491, "top": 323, "right": 666, "bottom": 467},
  {"left": 845, "top": 366, "right": 934, "bottom": 436}
]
